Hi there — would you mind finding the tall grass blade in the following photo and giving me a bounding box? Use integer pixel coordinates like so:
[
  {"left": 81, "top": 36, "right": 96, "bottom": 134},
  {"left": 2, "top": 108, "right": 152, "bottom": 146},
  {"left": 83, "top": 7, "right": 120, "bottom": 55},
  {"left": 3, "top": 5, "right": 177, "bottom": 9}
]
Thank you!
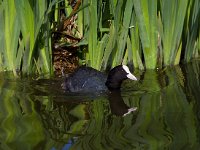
[
  {"left": 0, "top": 0, "right": 56, "bottom": 75},
  {"left": 133, "top": 0, "right": 158, "bottom": 69},
  {"left": 87, "top": 0, "right": 98, "bottom": 68},
  {"left": 129, "top": 10, "right": 144, "bottom": 70},
  {"left": 113, "top": 0, "right": 134, "bottom": 67},
  {"left": 102, "top": 25, "right": 116, "bottom": 69},
  {"left": 3, "top": 0, "right": 19, "bottom": 74},
  {"left": 161, "top": 0, "right": 189, "bottom": 66},
  {"left": 184, "top": 0, "right": 200, "bottom": 61}
]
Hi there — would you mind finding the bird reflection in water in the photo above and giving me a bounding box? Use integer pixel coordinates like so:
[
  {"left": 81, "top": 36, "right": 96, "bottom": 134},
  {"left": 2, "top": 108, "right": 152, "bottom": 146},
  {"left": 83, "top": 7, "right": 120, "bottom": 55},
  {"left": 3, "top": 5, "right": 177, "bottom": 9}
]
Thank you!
[{"left": 108, "top": 90, "right": 137, "bottom": 117}]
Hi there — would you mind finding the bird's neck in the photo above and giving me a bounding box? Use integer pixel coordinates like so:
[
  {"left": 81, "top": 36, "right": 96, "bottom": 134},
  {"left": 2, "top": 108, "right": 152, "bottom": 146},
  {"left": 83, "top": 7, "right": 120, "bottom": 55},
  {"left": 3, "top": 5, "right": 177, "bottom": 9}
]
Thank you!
[{"left": 105, "top": 79, "right": 122, "bottom": 90}]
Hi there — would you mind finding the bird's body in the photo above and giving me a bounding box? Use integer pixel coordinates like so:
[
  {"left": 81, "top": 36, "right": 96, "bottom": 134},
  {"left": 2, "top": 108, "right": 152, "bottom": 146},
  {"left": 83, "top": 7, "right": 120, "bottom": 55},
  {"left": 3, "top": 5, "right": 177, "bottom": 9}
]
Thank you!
[
  {"left": 62, "top": 66, "right": 107, "bottom": 92},
  {"left": 62, "top": 65, "right": 137, "bottom": 93}
]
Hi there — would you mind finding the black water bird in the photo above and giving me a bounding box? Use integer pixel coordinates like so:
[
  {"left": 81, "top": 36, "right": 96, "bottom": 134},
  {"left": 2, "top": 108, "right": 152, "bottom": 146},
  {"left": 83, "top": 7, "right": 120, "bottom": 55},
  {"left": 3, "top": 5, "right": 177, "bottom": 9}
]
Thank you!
[{"left": 62, "top": 65, "right": 137, "bottom": 93}]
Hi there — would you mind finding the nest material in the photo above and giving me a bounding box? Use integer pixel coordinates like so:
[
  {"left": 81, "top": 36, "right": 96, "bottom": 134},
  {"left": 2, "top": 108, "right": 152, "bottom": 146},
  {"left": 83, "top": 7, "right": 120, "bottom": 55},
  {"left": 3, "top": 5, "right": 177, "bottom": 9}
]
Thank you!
[{"left": 52, "top": 0, "right": 82, "bottom": 76}]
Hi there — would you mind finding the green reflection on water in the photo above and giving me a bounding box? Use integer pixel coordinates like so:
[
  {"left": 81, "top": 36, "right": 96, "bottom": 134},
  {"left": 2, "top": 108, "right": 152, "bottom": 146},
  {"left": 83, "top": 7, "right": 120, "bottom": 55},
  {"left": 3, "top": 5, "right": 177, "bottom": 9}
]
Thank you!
[{"left": 0, "top": 60, "right": 200, "bottom": 150}]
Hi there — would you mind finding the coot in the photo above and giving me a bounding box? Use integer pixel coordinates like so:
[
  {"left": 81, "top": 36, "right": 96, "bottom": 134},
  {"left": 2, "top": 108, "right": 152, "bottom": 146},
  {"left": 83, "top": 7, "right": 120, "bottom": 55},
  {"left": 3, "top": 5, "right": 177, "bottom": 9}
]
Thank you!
[{"left": 62, "top": 65, "right": 137, "bottom": 93}]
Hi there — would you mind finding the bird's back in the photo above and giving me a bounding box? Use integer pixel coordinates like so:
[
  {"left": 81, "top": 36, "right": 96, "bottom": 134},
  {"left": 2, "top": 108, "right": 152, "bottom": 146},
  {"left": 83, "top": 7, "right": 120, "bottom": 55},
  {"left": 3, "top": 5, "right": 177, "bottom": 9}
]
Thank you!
[{"left": 63, "top": 66, "right": 107, "bottom": 92}]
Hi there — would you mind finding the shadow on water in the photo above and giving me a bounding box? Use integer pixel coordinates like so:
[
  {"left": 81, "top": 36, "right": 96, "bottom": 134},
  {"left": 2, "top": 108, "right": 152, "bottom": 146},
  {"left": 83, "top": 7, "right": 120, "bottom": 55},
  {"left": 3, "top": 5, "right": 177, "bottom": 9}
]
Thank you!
[{"left": 0, "top": 59, "right": 200, "bottom": 150}]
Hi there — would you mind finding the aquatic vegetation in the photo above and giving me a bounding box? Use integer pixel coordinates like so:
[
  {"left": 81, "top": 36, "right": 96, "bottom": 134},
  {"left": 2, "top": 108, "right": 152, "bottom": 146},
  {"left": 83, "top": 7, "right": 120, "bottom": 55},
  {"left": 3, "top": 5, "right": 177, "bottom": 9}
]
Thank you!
[
  {"left": 0, "top": 0, "right": 199, "bottom": 75},
  {"left": 0, "top": 0, "right": 55, "bottom": 75},
  {"left": 81, "top": 0, "right": 199, "bottom": 70}
]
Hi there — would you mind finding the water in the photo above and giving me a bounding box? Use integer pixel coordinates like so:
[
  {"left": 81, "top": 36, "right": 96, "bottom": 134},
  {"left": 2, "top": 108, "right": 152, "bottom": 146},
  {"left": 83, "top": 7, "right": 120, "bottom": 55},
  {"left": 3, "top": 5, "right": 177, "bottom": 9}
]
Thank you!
[{"left": 0, "top": 60, "right": 200, "bottom": 150}]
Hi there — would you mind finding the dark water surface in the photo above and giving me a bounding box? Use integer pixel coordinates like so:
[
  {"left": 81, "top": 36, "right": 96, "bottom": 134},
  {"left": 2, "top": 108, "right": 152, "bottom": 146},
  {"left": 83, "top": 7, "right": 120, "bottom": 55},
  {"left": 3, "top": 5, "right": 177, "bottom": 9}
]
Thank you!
[{"left": 0, "top": 60, "right": 200, "bottom": 150}]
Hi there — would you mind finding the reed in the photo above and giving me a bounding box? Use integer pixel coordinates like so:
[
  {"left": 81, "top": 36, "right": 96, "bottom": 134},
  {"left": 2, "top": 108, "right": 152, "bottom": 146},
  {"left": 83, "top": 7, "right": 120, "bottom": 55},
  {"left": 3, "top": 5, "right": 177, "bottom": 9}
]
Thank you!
[
  {"left": 80, "top": 0, "right": 199, "bottom": 70},
  {"left": 0, "top": 0, "right": 199, "bottom": 75},
  {"left": 161, "top": 0, "right": 189, "bottom": 66},
  {"left": 184, "top": 0, "right": 200, "bottom": 61},
  {"left": 132, "top": 0, "right": 158, "bottom": 69},
  {"left": 0, "top": 0, "right": 55, "bottom": 75}
]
